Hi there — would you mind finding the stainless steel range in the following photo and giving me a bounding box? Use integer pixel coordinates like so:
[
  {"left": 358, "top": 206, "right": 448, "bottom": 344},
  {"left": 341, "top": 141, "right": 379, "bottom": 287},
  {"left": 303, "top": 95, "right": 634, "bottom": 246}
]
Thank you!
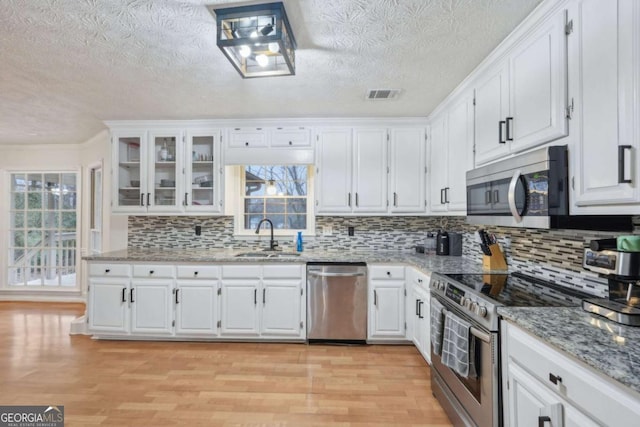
[{"left": 429, "top": 272, "right": 592, "bottom": 427}]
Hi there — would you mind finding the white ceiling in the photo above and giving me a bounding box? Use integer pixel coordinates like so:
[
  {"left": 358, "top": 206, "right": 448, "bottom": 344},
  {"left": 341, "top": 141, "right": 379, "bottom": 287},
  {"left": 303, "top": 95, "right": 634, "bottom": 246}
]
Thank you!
[{"left": 0, "top": 0, "right": 542, "bottom": 145}]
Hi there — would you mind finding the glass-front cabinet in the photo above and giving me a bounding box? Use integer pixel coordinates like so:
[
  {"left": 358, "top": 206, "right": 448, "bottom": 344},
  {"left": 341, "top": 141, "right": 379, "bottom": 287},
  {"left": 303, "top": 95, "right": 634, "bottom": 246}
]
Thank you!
[
  {"left": 184, "top": 129, "right": 223, "bottom": 213},
  {"left": 111, "top": 125, "right": 223, "bottom": 215}
]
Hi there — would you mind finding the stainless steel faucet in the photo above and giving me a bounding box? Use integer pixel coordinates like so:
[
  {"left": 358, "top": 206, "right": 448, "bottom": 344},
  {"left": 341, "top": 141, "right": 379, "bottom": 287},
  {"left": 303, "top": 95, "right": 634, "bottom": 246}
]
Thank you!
[{"left": 255, "top": 218, "right": 278, "bottom": 251}]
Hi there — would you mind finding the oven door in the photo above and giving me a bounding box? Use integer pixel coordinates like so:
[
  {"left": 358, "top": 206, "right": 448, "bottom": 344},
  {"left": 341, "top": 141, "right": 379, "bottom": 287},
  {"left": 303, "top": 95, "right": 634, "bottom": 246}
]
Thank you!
[{"left": 430, "top": 293, "right": 500, "bottom": 427}]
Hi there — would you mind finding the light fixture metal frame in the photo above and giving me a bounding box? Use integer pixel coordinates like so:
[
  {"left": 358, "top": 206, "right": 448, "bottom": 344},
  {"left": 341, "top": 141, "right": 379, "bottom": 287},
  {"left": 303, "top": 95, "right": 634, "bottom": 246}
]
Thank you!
[{"left": 213, "top": 2, "right": 297, "bottom": 79}]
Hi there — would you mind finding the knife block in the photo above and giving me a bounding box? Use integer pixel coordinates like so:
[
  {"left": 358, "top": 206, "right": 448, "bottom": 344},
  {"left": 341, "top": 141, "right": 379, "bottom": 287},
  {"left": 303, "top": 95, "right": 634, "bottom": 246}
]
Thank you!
[{"left": 482, "top": 244, "right": 508, "bottom": 271}]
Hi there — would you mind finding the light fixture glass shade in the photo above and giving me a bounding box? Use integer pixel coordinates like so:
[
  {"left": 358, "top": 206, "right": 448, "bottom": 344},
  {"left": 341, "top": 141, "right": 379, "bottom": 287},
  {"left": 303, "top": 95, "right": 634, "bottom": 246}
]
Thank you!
[
  {"left": 266, "top": 179, "right": 277, "bottom": 195},
  {"left": 212, "top": 2, "right": 296, "bottom": 78}
]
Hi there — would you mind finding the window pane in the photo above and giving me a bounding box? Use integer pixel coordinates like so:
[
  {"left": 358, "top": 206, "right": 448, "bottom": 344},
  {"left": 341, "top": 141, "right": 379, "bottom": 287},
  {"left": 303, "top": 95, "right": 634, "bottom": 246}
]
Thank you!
[
  {"left": 27, "top": 211, "right": 42, "bottom": 228},
  {"left": 245, "top": 181, "right": 265, "bottom": 196},
  {"left": 62, "top": 192, "right": 77, "bottom": 209},
  {"left": 44, "top": 212, "right": 60, "bottom": 228},
  {"left": 245, "top": 214, "right": 266, "bottom": 230},
  {"left": 265, "top": 199, "right": 286, "bottom": 214},
  {"left": 27, "top": 174, "right": 43, "bottom": 191},
  {"left": 28, "top": 192, "right": 42, "bottom": 209},
  {"left": 12, "top": 192, "right": 25, "bottom": 210},
  {"left": 12, "top": 174, "right": 26, "bottom": 192},
  {"left": 45, "top": 173, "right": 60, "bottom": 189},
  {"left": 269, "top": 215, "right": 286, "bottom": 229},
  {"left": 244, "top": 198, "right": 264, "bottom": 214},
  {"left": 286, "top": 198, "right": 307, "bottom": 213},
  {"left": 27, "top": 231, "right": 42, "bottom": 247},
  {"left": 8, "top": 268, "right": 24, "bottom": 285},
  {"left": 43, "top": 230, "right": 59, "bottom": 247},
  {"left": 61, "top": 212, "right": 76, "bottom": 230},
  {"left": 287, "top": 214, "right": 307, "bottom": 229},
  {"left": 9, "top": 248, "right": 25, "bottom": 265},
  {"left": 12, "top": 231, "right": 25, "bottom": 247},
  {"left": 11, "top": 211, "right": 25, "bottom": 228}
]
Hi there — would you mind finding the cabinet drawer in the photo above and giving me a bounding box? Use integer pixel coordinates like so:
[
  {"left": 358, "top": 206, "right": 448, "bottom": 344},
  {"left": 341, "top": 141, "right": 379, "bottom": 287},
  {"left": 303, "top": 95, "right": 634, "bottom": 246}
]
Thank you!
[
  {"left": 369, "top": 265, "right": 405, "bottom": 280},
  {"left": 271, "top": 128, "right": 311, "bottom": 147},
  {"left": 132, "top": 264, "right": 175, "bottom": 278},
  {"left": 263, "top": 264, "right": 304, "bottom": 279},
  {"left": 228, "top": 129, "right": 267, "bottom": 148},
  {"left": 89, "top": 263, "right": 130, "bottom": 277},
  {"left": 505, "top": 322, "right": 640, "bottom": 426},
  {"left": 222, "top": 265, "right": 262, "bottom": 278},
  {"left": 176, "top": 265, "right": 220, "bottom": 279}
]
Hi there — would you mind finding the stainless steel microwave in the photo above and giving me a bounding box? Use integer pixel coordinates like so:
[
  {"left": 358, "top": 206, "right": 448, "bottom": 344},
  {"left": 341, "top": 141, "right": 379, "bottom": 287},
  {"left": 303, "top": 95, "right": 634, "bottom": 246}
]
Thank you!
[{"left": 466, "top": 145, "right": 632, "bottom": 230}]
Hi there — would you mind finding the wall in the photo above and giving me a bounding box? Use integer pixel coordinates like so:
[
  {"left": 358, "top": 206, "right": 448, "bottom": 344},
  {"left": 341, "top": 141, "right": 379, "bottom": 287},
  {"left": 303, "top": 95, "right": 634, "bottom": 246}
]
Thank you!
[{"left": 129, "top": 215, "right": 639, "bottom": 297}]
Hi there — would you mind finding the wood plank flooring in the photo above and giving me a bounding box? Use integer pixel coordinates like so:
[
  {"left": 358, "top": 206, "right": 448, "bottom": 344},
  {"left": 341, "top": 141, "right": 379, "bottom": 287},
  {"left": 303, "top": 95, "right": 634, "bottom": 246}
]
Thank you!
[{"left": 0, "top": 302, "right": 452, "bottom": 426}]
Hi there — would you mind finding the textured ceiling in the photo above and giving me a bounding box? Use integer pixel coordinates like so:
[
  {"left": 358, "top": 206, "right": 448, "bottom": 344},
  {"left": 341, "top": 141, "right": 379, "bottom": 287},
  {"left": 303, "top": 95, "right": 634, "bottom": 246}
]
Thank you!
[{"left": 0, "top": 0, "right": 543, "bottom": 145}]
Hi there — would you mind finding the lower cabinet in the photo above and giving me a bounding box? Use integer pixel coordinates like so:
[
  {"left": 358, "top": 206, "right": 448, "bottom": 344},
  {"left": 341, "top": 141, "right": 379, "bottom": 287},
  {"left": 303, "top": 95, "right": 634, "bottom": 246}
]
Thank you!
[
  {"left": 502, "top": 321, "right": 640, "bottom": 427},
  {"left": 368, "top": 265, "right": 406, "bottom": 341},
  {"left": 88, "top": 262, "right": 305, "bottom": 341},
  {"left": 406, "top": 267, "right": 431, "bottom": 363}
]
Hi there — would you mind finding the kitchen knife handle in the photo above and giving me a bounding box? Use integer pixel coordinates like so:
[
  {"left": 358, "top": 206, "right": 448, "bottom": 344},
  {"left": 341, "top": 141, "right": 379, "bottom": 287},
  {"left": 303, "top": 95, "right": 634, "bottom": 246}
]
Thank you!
[
  {"left": 498, "top": 120, "right": 506, "bottom": 144},
  {"left": 618, "top": 145, "right": 633, "bottom": 183},
  {"left": 506, "top": 117, "right": 513, "bottom": 141}
]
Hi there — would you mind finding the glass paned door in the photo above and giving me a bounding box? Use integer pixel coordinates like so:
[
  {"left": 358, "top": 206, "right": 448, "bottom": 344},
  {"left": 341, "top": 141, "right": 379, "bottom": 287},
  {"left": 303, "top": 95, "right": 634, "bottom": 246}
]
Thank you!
[
  {"left": 116, "top": 135, "right": 144, "bottom": 209},
  {"left": 8, "top": 172, "right": 78, "bottom": 289},
  {"left": 185, "top": 130, "right": 221, "bottom": 213},
  {"left": 149, "top": 131, "right": 181, "bottom": 212}
]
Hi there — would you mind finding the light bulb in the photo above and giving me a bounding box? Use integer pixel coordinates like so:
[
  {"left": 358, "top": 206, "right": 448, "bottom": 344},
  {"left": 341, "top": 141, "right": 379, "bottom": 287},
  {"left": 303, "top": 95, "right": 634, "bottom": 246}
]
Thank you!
[
  {"left": 268, "top": 42, "right": 280, "bottom": 53},
  {"left": 256, "top": 54, "right": 269, "bottom": 67},
  {"left": 266, "top": 180, "right": 277, "bottom": 195},
  {"left": 239, "top": 45, "right": 251, "bottom": 58},
  {"left": 250, "top": 30, "right": 258, "bottom": 38}
]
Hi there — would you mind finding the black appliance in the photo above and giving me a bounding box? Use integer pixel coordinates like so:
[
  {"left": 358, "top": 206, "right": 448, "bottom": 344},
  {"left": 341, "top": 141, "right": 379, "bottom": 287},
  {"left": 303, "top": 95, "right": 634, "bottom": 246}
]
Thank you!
[
  {"left": 430, "top": 271, "right": 593, "bottom": 427},
  {"left": 436, "top": 231, "right": 449, "bottom": 255},
  {"left": 466, "top": 145, "right": 633, "bottom": 231}
]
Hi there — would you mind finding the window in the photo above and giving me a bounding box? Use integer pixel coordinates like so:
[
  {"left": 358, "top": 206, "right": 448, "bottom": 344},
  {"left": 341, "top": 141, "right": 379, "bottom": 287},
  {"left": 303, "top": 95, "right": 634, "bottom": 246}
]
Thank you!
[
  {"left": 8, "top": 173, "right": 78, "bottom": 289},
  {"left": 240, "top": 165, "right": 312, "bottom": 234}
]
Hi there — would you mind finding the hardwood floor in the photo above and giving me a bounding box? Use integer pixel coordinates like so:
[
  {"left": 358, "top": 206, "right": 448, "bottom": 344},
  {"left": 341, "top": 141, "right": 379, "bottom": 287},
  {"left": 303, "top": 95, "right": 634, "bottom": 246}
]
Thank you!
[{"left": 0, "top": 302, "right": 452, "bottom": 426}]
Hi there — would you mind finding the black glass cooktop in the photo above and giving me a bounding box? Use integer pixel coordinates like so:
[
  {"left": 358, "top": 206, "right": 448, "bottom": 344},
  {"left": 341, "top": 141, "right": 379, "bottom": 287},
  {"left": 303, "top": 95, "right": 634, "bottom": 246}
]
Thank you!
[{"left": 442, "top": 272, "right": 592, "bottom": 307}]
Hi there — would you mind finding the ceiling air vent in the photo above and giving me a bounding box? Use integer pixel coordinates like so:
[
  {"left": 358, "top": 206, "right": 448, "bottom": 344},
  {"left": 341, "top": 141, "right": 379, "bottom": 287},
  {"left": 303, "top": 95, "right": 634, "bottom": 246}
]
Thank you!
[{"left": 366, "top": 89, "right": 401, "bottom": 100}]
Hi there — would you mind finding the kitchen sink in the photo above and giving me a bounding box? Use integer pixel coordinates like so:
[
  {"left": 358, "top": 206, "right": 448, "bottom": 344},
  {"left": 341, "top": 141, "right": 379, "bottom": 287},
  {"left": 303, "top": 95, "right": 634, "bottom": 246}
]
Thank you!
[{"left": 234, "top": 251, "right": 301, "bottom": 258}]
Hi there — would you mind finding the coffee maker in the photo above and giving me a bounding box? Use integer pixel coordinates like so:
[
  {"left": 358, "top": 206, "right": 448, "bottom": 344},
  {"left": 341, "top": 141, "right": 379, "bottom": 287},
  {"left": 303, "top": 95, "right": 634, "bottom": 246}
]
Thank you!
[{"left": 582, "top": 239, "right": 640, "bottom": 326}]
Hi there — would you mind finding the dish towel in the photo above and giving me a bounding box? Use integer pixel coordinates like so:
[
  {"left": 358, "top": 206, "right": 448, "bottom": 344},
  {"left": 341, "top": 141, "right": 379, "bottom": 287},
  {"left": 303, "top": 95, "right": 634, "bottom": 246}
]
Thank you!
[
  {"left": 430, "top": 298, "right": 446, "bottom": 356},
  {"left": 441, "top": 310, "right": 477, "bottom": 379}
]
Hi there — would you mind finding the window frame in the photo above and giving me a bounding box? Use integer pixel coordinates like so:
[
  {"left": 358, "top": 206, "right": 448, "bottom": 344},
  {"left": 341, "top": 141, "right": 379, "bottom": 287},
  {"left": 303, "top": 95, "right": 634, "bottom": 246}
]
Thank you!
[
  {"left": 4, "top": 170, "right": 81, "bottom": 292},
  {"left": 234, "top": 165, "right": 315, "bottom": 237}
]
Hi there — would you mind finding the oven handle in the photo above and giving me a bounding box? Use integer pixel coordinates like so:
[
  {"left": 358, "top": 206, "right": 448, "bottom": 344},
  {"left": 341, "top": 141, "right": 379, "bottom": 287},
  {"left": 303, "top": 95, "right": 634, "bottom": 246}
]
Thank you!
[
  {"left": 470, "top": 326, "right": 491, "bottom": 344},
  {"left": 507, "top": 169, "right": 524, "bottom": 223}
]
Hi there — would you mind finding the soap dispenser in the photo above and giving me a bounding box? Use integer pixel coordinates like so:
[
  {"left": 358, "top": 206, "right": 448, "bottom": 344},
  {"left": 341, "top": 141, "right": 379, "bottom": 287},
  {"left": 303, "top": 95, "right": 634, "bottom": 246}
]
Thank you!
[{"left": 296, "top": 231, "right": 303, "bottom": 252}]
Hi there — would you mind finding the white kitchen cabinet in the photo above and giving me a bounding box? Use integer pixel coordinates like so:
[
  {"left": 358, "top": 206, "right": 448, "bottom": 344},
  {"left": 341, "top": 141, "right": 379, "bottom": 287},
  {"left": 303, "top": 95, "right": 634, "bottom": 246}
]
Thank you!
[
  {"left": 184, "top": 128, "right": 223, "bottom": 213},
  {"left": 130, "top": 264, "right": 175, "bottom": 335},
  {"left": 474, "top": 62, "right": 510, "bottom": 165},
  {"left": 261, "top": 280, "right": 303, "bottom": 337},
  {"left": 502, "top": 321, "right": 640, "bottom": 427},
  {"left": 228, "top": 127, "right": 268, "bottom": 148},
  {"left": 352, "top": 128, "right": 388, "bottom": 213},
  {"left": 223, "top": 126, "right": 314, "bottom": 165},
  {"left": 473, "top": 8, "right": 568, "bottom": 166},
  {"left": 315, "top": 128, "right": 353, "bottom": 213},
  {"left": 406, "top": 267, "right": 431, "bottom": 363},
  {"left": 88, "top": 263, "right": 131, "bottom": 334},
  {"left": 368, "top": 265, "right": 406, "bottom": 341},
  {"left": 389, "top": 128, "right": 427, "bottom": 213},
  {"left": 568, "top": 0, "right": 640, "bottom": 212},
  {"left": 109, "top": 123, "right": 224, "bottom": 215},
  {"left": 175, "top": 265, "right": 220, "bottom": 336},
  {"left": 429, "top": 94, "right": 473, "bottom": 214},
  {"left": 219, "top": 279, "right": 261, "bottom": 337}
]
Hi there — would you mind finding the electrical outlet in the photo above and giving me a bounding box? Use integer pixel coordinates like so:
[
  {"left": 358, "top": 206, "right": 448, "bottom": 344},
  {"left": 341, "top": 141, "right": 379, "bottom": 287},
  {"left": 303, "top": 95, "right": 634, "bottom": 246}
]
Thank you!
[
  {"left": 195, "top": 225, "right": 202, "bottom": 236},
  {"left": 348, "top": 226, "right": 355, "bottom": 236},
  {"left": 322, "top": 225, "right": 333, "bottom": 236}
]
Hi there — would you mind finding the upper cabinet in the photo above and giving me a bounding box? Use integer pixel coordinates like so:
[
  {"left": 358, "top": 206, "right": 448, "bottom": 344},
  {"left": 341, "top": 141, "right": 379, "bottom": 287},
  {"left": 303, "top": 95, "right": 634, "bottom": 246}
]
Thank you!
[
  {"left": 223, "top": 126, "right": 314, "bottom": 165},
  {"left": 430, "top": 94, "right": 474, "bottom": 214},
  {"left": 110, "top": 124, "right": 223, "bottom": 215},
  {"left": 474, "top": 7, "right": 569, "bottom": 165},
  {"left": 568, "top": 0, "right": 640, "bottom": 213},
  {"left": 315, "top": 126, "right": 426, "bottom": 215}
]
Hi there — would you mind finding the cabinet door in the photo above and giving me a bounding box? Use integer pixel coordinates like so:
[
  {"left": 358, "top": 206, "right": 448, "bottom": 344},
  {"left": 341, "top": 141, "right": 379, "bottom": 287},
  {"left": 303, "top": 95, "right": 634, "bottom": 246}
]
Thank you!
[
  {"left": 315, "top": 129, "right": 353, "bottom": 214},
  {"left": 414, "top": 286, "right": 431, "bottom": 364},
  {"left": 228, "top": 128, "right": 268, "bottom": 148},
  {"left": 569, "top": 0, "right": 639, "bottom": 208},
  {"left": 474, "top": 62, "right": 510, "bottom": 165},
  {"left": 389, "top": 128, "right": 426, "bottom": 213},
  {"left": 507, "top": 362, "right": 564, "bottom": 427},
  {"left": 112, "top": 130, "right": 148, "bottom": 214},
  {"left": 184, "top": 129, "right": 223, "bottom": 213},
  {"left": 429, "top": 115, "right": 449, "bottom": 213},
  {"left": 509, "top": 9, "right": 568, "bottom": 152},
  {"left": 261, "top": 280, "right": 303, "bottom": 337},
  {"left": 369, "top": 281, "right": 405, "bottom": 339},
  {"left": 130, "top": 279, "right": 174, "bottom": 335},
  {"left": 88, "top": 279, "right": 129, "bottom": 334},
  {"left": 147, "top": 130, "right": 183, "bottom": 213},
  {"left": 175, "top": 281, "right": 218, "bottom": 336},
  {"left": 353, "top": 128, "right": 388, "bottom": 213},
  {"left": 447, "top": 95, "right": 474, "bottom": 212},
  {"left": 220, "top": 280, "right": 260, "bottom": 336}
]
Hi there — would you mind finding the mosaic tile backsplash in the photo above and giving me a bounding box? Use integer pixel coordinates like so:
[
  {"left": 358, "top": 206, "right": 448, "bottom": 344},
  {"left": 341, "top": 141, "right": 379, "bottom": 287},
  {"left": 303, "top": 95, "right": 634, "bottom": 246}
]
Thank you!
[{"left": 128, "top": 215, "right": 639, "bottom": 296}]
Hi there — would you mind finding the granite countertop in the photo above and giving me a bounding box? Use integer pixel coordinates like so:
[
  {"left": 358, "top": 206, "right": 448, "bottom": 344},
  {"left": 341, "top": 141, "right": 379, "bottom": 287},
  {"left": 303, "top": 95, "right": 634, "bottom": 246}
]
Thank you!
[
  {"left": 84, "top": 248, "right": 490, "bottom": 274},
  {"left": 499, "top": 307, "right": 640, "bottom": 396}
]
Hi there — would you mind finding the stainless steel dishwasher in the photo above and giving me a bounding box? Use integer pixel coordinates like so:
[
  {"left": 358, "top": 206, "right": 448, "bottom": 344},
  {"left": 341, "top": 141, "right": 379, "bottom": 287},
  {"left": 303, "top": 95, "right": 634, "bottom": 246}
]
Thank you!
[{"left": 306, "top": 262, "right": 368, "bottom": 342}]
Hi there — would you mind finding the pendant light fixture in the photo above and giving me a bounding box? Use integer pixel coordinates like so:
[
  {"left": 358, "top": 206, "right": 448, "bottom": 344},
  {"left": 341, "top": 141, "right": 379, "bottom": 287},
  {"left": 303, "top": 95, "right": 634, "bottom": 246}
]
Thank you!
[{"left": 211, "top": 2, "right": 297, "bottom": 78}]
